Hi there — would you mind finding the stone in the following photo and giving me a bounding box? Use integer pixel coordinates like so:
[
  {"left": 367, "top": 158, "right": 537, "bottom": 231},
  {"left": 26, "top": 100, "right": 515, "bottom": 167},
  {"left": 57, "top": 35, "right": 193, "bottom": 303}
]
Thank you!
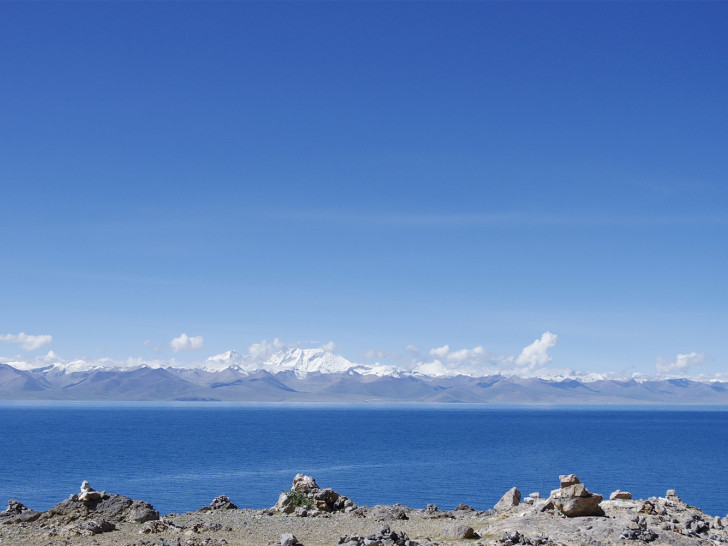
[
  {"left": 0, "top": 499, "right": 41, "bottom": 524},
  {"left": 140, "top": 520, "right": 170, "bottom": 534},
  {"left": 443, "top": 523, "right": 475, "bottom": 539},
  {"left": 292, "top": 474, "right": 318, "bottom": 492},
  {"left": 529, "top": 492, "right": 541, "bottom": 499},
  {"left": 665, "top": 489, "right": 681, "bottom": 502},
  {"left": 79, "top": 519, "right": 115, "bottom": 535},
  {"left": 281, "top": 533, "right": 298, "bottom": 546},
  {"left": 610, "top": 489, "right": 632, "bottom": 500},
  {"left": 274, "top": 475, "right": 356, "bottom": 515},
  {"left": 369, "top": 505, "right": 409, "bottom": 521},
  {"left": 454, "top": 503, "right": 474, "bottom": 511},
  {"left": 78, "top": 480, "right": 102, "bottom": 502},
  {"left": 545, "top": 476, "right": 603, "bottom": 517},
  {"left": 494, "top": 487, "right": 521, "bottom": 511},
  {"left": 198, "top": 494, "right": 238, "bottom": 512}
]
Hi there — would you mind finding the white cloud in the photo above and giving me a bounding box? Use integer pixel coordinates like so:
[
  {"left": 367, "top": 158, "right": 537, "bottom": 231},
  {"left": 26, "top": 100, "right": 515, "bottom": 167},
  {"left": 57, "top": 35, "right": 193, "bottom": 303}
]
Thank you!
[
  {"left": 320, "top": 340, "right": 337, "bottom": 352},
  {"left": 514, "top": 331, "right": 558, "bottom": 369},
  {"left": 656, "top": 352, "right": 707, "bottom": 374},
  {"left": 169, "top": 333, "right": 204, "bottom": 352},
  {"left": 0, "top": 332, "right": 54, "bottom": 351},
  {"left": 247, "top": 338, "right": 285, "bottom": 363},
  {"left": 429, "top": 345, "right": 451, "bottom": 360}
]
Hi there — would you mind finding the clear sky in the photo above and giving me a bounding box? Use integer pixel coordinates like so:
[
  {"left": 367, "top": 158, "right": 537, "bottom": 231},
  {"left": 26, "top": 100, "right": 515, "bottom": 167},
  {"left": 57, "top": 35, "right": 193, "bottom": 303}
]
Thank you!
[{"left": 1, "top": 1, "right": 726, "bottom": 377}]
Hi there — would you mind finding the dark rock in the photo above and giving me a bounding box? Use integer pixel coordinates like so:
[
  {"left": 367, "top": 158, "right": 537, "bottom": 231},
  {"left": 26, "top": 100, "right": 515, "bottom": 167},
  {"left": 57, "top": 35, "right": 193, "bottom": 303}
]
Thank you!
[
  {"left": 79, "top": 519, "right": 116, "bottom": 534},
  {"left": 340, "top": 524, "right": 416, "bottom": 546},
  {"left": 0, "top": 499, "right": 41, "bottom": 524},
  {"left": 454, "top": 503, "right": 475, "bottom": 511},
  {"left": 43, "top": 492, "right": 159, "bottom": 523},
  {"left": 197, "top": 494, "right": 238, "bottom": 512}
]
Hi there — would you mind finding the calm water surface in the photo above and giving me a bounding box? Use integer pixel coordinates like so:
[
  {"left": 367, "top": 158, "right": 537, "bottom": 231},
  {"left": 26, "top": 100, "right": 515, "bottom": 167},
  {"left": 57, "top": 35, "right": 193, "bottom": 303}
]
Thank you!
[{"left": 1, "top": 403, "right": 727, "bottom": 516}]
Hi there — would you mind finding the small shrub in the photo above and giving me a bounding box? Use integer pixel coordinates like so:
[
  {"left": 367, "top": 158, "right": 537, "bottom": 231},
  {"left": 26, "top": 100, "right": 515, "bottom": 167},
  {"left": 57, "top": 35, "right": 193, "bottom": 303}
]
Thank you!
[{"left": 286, "top": 489, "right": 314, "bottom": 509}]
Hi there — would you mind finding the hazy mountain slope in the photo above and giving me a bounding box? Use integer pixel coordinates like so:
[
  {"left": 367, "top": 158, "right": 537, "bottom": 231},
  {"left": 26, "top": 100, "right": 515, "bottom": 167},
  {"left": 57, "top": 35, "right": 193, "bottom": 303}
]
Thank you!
[{"left": 2, "top": 360, "right": 728, "bottom": 403}]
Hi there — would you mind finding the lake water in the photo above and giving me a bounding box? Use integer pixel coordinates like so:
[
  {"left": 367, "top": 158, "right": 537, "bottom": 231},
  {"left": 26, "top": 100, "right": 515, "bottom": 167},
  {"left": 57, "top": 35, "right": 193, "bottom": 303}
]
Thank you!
[{"left": 2, "top": 403, "right": 727, "bottom": 516}]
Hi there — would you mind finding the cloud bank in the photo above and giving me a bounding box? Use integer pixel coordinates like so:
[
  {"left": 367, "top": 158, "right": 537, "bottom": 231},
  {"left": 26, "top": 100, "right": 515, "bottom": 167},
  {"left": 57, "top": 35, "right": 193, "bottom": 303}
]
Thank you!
[
  {"left": 0, "top": 331, "right": 714, "bottom": 381},
  {"left": 0, "top": 332, "right": 54, "bottom": 351}
]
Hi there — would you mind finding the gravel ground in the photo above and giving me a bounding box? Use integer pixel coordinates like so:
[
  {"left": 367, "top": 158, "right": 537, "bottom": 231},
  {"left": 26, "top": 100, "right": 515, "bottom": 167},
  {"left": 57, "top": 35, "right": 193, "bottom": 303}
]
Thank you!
[{"left": 2, "top": 498, "right": 728, "bottom": 546}]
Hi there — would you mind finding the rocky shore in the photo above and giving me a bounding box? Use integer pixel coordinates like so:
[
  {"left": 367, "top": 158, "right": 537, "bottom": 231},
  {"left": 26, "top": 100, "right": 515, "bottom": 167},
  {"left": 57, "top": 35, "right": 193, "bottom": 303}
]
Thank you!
[{"left": 2, "top": 474, "right": 727, "bottom": 545}]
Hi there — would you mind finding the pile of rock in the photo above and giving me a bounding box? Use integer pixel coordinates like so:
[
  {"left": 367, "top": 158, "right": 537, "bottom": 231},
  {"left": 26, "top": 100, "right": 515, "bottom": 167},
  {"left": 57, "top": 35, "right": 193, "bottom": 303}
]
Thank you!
[
  {"left": 495, "top": 530, "right": 553, "bottom": 545},
  {"left": 0, "top": 499, "right": 41, "bottom": 524},
  {"left": 339, "top": 524, "right": 417, "bottom": 546},
  {"left": 620, "top": 514, "right": 658, "bottom": 542},
  {"left": 273, "top": 474, "right": 356, "bottom": 516},
  {"left": 42, "top": 481, "right": 159, "bottom": 524},
  {"left": 541, "top": 474, "right": 604, "bottom": 517},
  {"left": 197, "top": 494, "right": 238, "bottom": 512}
]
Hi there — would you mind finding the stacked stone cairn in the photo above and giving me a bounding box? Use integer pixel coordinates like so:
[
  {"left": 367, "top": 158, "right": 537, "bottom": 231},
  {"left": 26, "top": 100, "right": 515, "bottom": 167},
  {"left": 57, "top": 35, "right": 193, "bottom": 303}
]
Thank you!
[
  {"left": 274, "top": 474, "right": 357, "bottom": 516},
  {"left": 541, "top": 474, "right": 604, "bottom": 517}
]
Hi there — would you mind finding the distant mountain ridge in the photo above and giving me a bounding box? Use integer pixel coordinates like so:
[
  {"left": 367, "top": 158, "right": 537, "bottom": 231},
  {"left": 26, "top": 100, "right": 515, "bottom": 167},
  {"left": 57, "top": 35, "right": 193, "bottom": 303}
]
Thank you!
[{"left": 2, "top": 355, "right": 728, "bottom": 403}]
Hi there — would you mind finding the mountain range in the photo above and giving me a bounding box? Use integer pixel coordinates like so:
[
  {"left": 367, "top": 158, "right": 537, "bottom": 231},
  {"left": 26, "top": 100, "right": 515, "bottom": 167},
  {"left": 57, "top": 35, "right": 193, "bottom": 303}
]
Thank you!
[{"left": 2, "top": 348, "right": 727, "bottom": 403}]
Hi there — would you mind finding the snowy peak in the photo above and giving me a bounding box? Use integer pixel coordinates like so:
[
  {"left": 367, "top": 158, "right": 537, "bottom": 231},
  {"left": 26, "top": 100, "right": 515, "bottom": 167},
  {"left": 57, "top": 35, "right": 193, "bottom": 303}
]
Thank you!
[
  {"left": 201, "top": 347, "right": 356, "bottom": 377},
  {"left": 263, "top": 348, "right": 355, "bottom": 378},
  {"left": 202, "top": 350, "right": 248, "bottom": 372}
]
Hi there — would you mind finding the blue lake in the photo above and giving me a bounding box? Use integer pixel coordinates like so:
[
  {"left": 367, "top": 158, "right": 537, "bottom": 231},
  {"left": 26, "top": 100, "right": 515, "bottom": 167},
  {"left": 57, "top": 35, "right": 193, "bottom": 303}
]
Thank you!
[{"left": 1, "top": 403, "right": 727, "bottom": 516}]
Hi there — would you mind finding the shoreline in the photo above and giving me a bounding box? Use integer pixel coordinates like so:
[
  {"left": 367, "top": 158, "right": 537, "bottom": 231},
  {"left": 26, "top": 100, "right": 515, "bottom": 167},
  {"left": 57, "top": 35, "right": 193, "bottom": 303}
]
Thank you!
[{"left": 2, "top": 474, "right": 727, "bottom": 545}]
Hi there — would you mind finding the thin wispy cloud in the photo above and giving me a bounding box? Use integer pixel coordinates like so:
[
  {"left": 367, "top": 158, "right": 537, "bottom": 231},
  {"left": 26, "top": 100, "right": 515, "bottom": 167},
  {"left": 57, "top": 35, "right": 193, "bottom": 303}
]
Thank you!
[
  {"left": 259, "top": 210, "right": 728, "bottom": 228},
  {"left": 656, "top": 352, "right": 707, "bottom": 374}
]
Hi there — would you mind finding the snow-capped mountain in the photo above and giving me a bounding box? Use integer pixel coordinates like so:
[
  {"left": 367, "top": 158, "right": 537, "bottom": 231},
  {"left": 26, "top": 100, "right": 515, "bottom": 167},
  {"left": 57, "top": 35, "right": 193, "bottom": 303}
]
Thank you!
[
  {"left": 3, "top": 346, "right": 728, "bottom": 403},
  {"left": 202, "top": 347, "right": 357, "bottom": 377}
]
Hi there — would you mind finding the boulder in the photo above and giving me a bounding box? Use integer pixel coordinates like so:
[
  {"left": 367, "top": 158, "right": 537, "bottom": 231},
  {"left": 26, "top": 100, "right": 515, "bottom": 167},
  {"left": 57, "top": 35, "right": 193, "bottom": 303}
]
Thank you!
[
  {"left": 280, "top": 533, "right": 298, "bottom": 546},
  {"left": 140, "top": 520, "right": 171, "bottom": 534},
  {"left": 494, "top": 487, "right": 521, "bottom": 511},
  {"left": 369, "top": 505, "right": 409, "bottom": 521},
  {"left": 543, "top": 475, "right": 603, "bottom": 517},
  {"left": 77, "top": 519, "right": 116, "bottom": 535},
  {"left": 292, "top": 474, "right": 318, "bottom": 492},
  {"left": 443, "top": 523, "right": 476, "bottom": 539},
  {"left": 559, "top": 474, "right": 580, "bottom": 487},
  {"left": 610, "top": 489, "right": 632, "bottom": 500}
]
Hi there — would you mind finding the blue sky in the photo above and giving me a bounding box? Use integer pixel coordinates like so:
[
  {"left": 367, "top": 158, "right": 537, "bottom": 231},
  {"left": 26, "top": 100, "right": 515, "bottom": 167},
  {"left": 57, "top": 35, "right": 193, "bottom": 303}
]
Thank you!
[{"left": 1, "top": 1, "right": 726, "bottom": 377}]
